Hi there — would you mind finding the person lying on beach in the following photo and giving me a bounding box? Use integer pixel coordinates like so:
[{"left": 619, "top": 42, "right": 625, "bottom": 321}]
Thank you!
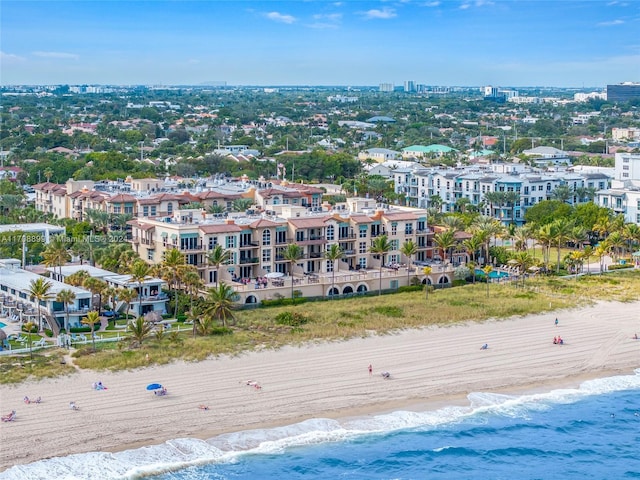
[
  {"left": 154, "top": 387, "right": 168, "bottom": 396},
  {"left": 198, "top": 405, "right": 209, "bottom": 410},
  {"left": 1, "top": 410, "right": 16, "bottom": 422},
  {"left": 480, "top": 344, "right": 488, "bottom": 350},
  {"left": 244, "top": 380, "right": 262, "bottom": 390},
  {"left": 23, "top": 396, "right": 41, "bottom": 404},
  {"left": 381, "top": 371, "right": 391, "bottom": 379},
  {"left": 69, "top": 402, "right": 79, "bottom": 411},
  {"left": 92, "top": 381, "right": 107, "bottom": 390}
]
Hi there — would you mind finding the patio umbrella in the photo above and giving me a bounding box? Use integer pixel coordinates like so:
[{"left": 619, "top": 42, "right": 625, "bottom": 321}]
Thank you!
[
  {"left": 265, "top": 272, "right": 284, "bottom": 279},
  {"left": 146, "top": 383, "right": 163, "bottom": 391}
]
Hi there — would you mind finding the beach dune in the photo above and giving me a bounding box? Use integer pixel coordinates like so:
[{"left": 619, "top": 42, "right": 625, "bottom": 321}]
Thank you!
[{"left": 1, "top": 300, "right": 639, "bottom": 471}]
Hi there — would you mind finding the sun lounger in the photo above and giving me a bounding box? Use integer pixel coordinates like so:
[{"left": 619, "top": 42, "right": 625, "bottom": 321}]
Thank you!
[{"left": 1, "top": 410, "right": 16, "bottom": 422}]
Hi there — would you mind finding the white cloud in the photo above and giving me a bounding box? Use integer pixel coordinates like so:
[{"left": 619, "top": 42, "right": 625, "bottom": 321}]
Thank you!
[
  {"left": 32, "top": 51, "right": 79, "bottom": 60},
  {"left": 423, "top": 1, "right": 441, "bottom": 6},
  {"left": 361, "top": 7, "right": 397, "bottom": 19},
  {"left": 313, "top": 13, "right": 342, "bottom": 21},
  {"left": 597, "top": 19, "right": 624, "bottom": 26},
  {"left": 460, "top": 0, "right": 494, "bottom": 9},
  {"left": 264, "top": 11, "right": 296, "bottom": 24},
  {"left": 0, "top": 51, "right": 25, "bottom": 63}
]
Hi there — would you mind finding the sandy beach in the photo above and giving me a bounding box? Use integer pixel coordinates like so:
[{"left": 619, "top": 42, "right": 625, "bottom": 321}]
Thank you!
[{"left": 1, "top": 300, "right": 639, "bottom": 471}]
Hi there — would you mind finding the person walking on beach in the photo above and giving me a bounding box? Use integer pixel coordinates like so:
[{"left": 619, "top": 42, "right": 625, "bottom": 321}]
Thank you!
[
  {"left": 555, "top": 318, "right": 559, "bottom": 327},
  {"left": 368, "top": 364, "right": 373, "bottom": 376}
]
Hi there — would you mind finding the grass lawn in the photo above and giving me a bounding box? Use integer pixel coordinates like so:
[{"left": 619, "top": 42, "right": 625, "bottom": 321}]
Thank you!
[{"left": 2, "top": 269, "right": 640, "bottom": 383}]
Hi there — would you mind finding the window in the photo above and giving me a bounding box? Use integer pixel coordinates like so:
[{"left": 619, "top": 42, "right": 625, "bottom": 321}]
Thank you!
[
  {"left": 405, "top": 223, "right": 413, "bottom": 235},
  {"left": 391, "top": 223, "right": 397, "bottom": 235},
  {"left": 296, "top": 231, "right": 304, "bottom": 242},
  {"left": 417, "top": 220, "right": 425, "bottom": 232},
  {"left": 208, "top": 237, "right": 218, "bottom": 249},
  {"left": 226, "top": 235, "right": 236, "bottom": 248},
  {"left": 113, "top": 206, "right": 121, "bottom": 214},
  {"left": 143, "top": 206, "right": 149, "bottom": 216},
  {"left": 391, "top": 240, "right": 399, "bottom": 250},
  {"left": 326, "top": 225, "right": 334, "bottom": 241},
  {"left": 262, "top": 230, "right": 271, "bottom": 245},
  {"left": 326, "top": 260, "right": 334, "bottom": 272},
  {"left": 538, "top": 185, "right": 543, "bottom": 191},
  {"left": 150, "top": 206, "right": 157, "bottom": 216},
  {"left": 167, "top": 203, "right": 173, "bottom": 214},
  {"left": 262, "top": 249, "right": 271, "bottom": 262},
  {"left": 124, "top": 206, "right": 133, "bottom": 214},
  {"left": 359, "top": 257, "right": 367, "bottom": 269},
  {"left": 359, "top": 226, "right": 367, "bottom": 238},
  {"left": 359, "top": 242, "right": 367, "bottom": 254},
  {"left": 147, "top": 250, "right": 154, "bottom": 261}
]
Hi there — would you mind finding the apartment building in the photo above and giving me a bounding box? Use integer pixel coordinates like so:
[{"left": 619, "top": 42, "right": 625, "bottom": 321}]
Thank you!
[
  {"left": 395, "top": 164, "right": 612, "bottom": 225},
  {"left": 597, "top": 153, "right": 640, "bottom": 224},
  {"left": 129, "top": 200, "right": 449, "bottom": 305}
]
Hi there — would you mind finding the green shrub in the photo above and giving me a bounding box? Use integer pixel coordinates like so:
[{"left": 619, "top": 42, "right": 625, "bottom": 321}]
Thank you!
[
  {"left": 261, "top": 297, "right": 309, "bottom": 307},
  {"left": 373, "top": 306, "right": 403, "bottom": 318},
  {"left": 209, "top": 327, "right": 233, "bottom": 336},
  {"left": 398, "top": 285, "right": 423, "bottom": 293},
  {"left": 452, "top": 279, "right": 467, "bottom": 287},
  {"left": 22, "top": 324, "right": 37, "bottom": 333},
  {"left": 44, "top": 329, "right": 53, "bottom": 337},
  {"left": 275, "top": 311, "right": 310, "bottom": 326},
  {"left": 176, "top": 314, "right": 187, "bottom": 323},
  {"left": 70, "top": 326, "right": 92, "bottom": 333},
  {"left": 608, "top": 264, "right": 633, "bottom": 271}
]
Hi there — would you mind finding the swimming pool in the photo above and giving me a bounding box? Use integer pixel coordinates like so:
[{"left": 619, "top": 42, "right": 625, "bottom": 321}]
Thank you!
[
  {"left": 0, "top": 322, "right": 6, "bottom": 329},
  {"left": 475, "top": 269, "right": 510, "bottom": 279}
]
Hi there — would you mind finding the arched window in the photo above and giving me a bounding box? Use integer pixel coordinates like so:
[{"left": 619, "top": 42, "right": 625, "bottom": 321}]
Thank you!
[
  {"left": 326, "top": 225, "right": 334, "bottom": 241},
  {"left": 262, "top": 230, "right": 271, "bottom": 246}
]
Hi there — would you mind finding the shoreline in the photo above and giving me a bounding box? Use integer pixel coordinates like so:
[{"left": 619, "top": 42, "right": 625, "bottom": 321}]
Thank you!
[{"left": 1, "top": 300, "right": 640, "bottom": 471}]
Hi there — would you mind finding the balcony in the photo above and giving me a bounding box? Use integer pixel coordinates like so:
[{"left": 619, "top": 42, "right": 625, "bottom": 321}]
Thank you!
[
  {"left": 338, "top": 233, "right": 357, "bottom": 240},
  {"left": 370, "top": 230, "right": 387, "bottom": 238},
  {"left": 239, "top": 257, "right": 259, "bottom": 265},
  {"left": 296, "top": 236, "right": 326, "bottom": 246},
  {"left": 239, "top": 241, "right": 259, "bottom": 249},
  {"left": 306, "top": 252, "right": 322, "bottom": 259},
  {"left": 180, "top": 244, "right": 204, "bottom": 252},
  {"left": 275, "top": 238, "right": 290, "bottom": 245}
]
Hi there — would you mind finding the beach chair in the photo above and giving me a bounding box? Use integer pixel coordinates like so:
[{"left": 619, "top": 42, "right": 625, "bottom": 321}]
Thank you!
[
  {"left": 1, "top": 411, "right": 16, "bottom": 422},
  {"left": 34, "top": 338, "right": 46, "bottom": 347}
]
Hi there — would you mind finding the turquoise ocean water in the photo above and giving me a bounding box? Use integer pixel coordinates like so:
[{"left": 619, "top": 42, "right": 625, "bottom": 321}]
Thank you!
[{"left": 2, "top": 370, "right": 639, "bottom": 480}]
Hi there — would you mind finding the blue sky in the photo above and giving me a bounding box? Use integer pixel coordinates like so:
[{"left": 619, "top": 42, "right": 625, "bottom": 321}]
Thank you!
[{"left": 1, "top": 1, "right": 639, "bottom": 87}]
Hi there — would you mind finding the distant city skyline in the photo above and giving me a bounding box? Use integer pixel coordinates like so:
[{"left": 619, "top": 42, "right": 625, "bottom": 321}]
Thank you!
[{"left": 1, "top": 1, "right": 639, "bottom": 87}]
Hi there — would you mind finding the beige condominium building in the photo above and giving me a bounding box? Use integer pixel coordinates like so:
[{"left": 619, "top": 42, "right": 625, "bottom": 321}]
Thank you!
[{"left": 129, "top": 198, "right": 453, "bottom": 306}]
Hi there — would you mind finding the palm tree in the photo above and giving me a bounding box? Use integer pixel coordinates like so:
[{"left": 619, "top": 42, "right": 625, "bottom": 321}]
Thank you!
[
  {"left": 433, "top": 229, "right": 456, "bottom": 263},
  {"left": 207, "top": 244, "right": 231, "bottom": 286},
  {"left": 65, "top": 269, "right": 91, "bottom": 287},
  {"left": 232, "top": 198, "right": 254, "bottom": 212},
  {"left": 85, "top": 208, "right": 111, "bottom": 235},
  {"left": 129, "top": 260, "right": 151, "bottom": 318},
  {"left": 127, "top": 316, "right": 152, "bottom": 347},
  {"left": 508, "top": 251, "right": 535, "bottom": 287},
  {"left": 594, "top": 241, "right": 610, "bottom": 275},
  {"left": 549, "top": 218, "right": 573, "bottom": 273},
  {"left": 369, "top": 235, "right": 392, "bottom": 295},
  {"left": 483, "top": 191, "right": 504, "bottom": 219},
  {"left": 117, "top": 288, "right": 138, "bottom": 320},
  {"left": 56, "top": 289, "right": 76, "bottom": 333},
  {"left": 400, "top": 240, "right": 418, "bottom": 286},
  {"left": 181, "top": 268, "right": 203, "bottom": 319},
  {"left": 203, "top": 282, "right": 236, "bottom": 327},
  {"left": 324, "top": 244, "right": 344, "bottom": 298},
  {"left": 24, "top": 321, "right": 35, "bottom": 360},
  {"left": 482, "top": 265, "right": 493, "bottom": 297},
  {"left": 83, "top": 277, "right": 108, "bottom": 316},
  {"left": 162, "top": 248, "right": 186, "bottom": 319},
  {"left": 606, "top": 231, "right": 626, "bottom": 263},
  {"left": 422, "top": 266, "right": 432, "bottom": 300},
  {"left": 82, "top": 311, "right": 100, "bottom": 352},
  {"left": 471, "top": 216, "right": 503, "bottom": 265},
  {"left": 28, "top": 277, "right": 53, "bottom": 331},
  {"left": 283, "top": 243, "right": 304, "bottom": 300},
  {"left": 42, "top": 235, "right": 71, "bottom": 280},
  {"left": 534, "top": 224, "right": 552, "bottom": 271},
  {"left": 551, "top": 184, "right": 572, "bottom": 203}
]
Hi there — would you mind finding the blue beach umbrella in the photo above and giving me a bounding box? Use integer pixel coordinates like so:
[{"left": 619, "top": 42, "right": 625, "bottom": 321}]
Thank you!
[{"left": 146, "top": 383, "right": 163, "bottom": 391}]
